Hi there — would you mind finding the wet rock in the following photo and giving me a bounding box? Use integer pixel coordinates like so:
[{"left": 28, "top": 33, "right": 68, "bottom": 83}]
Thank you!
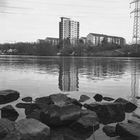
[
  {"left": 114, "top": 98, "right": 137, "bottom": 113},
  {"left": 103, "top": 97, "right": 115, "bottom": 102},
  {"left": 103, "top": 125, "right": 118, "bottom": 137},
  {"left": 49, "top": 94, "right": 82, "bottom": 107},
  {"left": 35, "top": 96, "right": 54, "bottom": 109},
  {"left": 84, "top": 103, "right": 125, "bottom": 124},
  {"left": 26, "top": 109, "right": 42, "bottom": 121},
  {"left": 116, "top": 120, "right": 140, "bottom": 138},
  {"left": 50, "top": 127, "right": 92, "bottom": 140},
  {"left": 49, "top": 94, "right": 69, "bottom": 106},
  {"left": 0, "top": 90, "right": 20, "bottom": 104},
  {"left": 16, "top": 103, "right": 30, "bottom": 109},
  {"left": 35, "top": 94, "right": 82, "bottom": 109},
  {"left": 93, "top": 94, "right": 103, "bottom": 102},
  {"left": 15, "top": 103, "right": 40, "bottom": 115},
  {"left": 1, "top": 105, "right": 19, "bottom": 121},
  {"left": 3, "top": 119, "right": 50, "bottom": 140},
  {"left": 79, "top": 95, "right": 90, "bottom": 102},
  {"left": 70, "top": 110, "right": 99, "bottom": 133},
  {"left": 0, "top": 119, "right": 15, "bottom": 139},
  {"left": 3, "top": 133, "right": 20, "bottom": 140},
  {"left": 136, "top": 96, "right": 140, "bottom": 99},
  {"left": 15, "top": 118, "right": 50, "bottom": 140},
  {"left": 22, "top": 96, "right": 32, "bottom": 102},
  {"left": 69, "top": 98, "right": 82, "bottom": 107},
  {"left": 40, "top": 104, "right": 82, "bottom": 127},
  {"left": 24, "top": 104, "right": 41, "bottom": 116}
]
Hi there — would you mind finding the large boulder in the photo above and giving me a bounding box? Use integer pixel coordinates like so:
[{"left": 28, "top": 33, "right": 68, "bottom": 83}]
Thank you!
[
  {"left": 0, "top": 90, "right": 20, "bottom": 104},
  {"left": 79, "top": 95, "right": 90, "bottom": 102},
  {"left": 103, "top": 125, "right": 118, "bottom": 137},
  {"left": 1, "top": 105, "right": 19, "bottom": 121},
  {"left": 49, "top": 93, "right": 82, "bottom": 107},
  {"left": 50, "top": 127, "right": 92, "bottom": 140},
  {"left": 116, "top": 120, "right": 140, "bottom": 138},
  {"left": 35, "top": 96, "right": 54, "bottom": 109},
  {"left": 26, "top": 109, "right": 42, "bottom": 121},
  {"left": 84, "top": 103, "right": 125, "bottom": 124},
  {"left": 70, "top": 110, "right": 99, "bottom": 133},
  {"left": 35, "top": 94, "right": 82, "bottom": 108},
  {"left": 49, "top": 94, "right": 69, "bottom": 106},
  {"left": 15, "top": 118, "right": 50, "bottom": 140},
  {"left": 0, "top": 119, "right": 15, "bottom": 139},
  {"left": 114, "top": 98, "right": 137, "bottom": 113},
  {"left": 24, "top": 104, "right": 41, "bottom": 116},
  {"left": 40, "top": 104, "right": 82, "bottom": 127}
]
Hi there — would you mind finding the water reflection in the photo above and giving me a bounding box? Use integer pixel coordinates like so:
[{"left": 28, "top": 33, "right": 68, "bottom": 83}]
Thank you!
[
  {"left": 58, "top": 58, "right": 79, "bottom": 91},
  {"left": 131, "top": 60, "right": 139, "bottom": 105},
  {"left": 58, "top": 57, "right": 126, "bottom": 91},
  {"left": 0, "top": 56, "right": 140, "bottom": 101}
]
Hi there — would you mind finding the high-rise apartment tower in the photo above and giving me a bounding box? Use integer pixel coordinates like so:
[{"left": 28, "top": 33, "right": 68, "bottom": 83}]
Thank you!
[{"left": 59, "top": 17, "right": 79, "bottom": 44}]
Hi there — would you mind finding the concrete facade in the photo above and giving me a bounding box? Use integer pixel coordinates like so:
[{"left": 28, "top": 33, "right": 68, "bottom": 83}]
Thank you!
[
  {"left": 59, "top": 17, "right": 79, "bottom": 44},
  {"left": 87, "top": 33, "right": 126, "bottom": 46},
  {"left": 45, "top": 37, "right": 59, "bottom": 46}
]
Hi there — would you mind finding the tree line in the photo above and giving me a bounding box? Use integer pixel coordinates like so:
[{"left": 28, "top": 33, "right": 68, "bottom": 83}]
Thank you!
[{"left": 1, "top": 40, "right": 140, "bottom": 57}]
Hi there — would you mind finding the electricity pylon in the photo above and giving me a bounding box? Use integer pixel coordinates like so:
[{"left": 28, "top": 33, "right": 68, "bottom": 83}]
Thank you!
[{"left": 130, "top": 0, "right": 140, "bottom": 44}]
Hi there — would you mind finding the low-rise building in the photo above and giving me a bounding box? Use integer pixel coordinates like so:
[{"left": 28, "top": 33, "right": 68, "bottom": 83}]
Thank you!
[
  {"left": 37, "top": 37, "right": 59, "bottom": 46},
  {"left": 45, "top": 37, "right": 59, "bottom": 46},
  {"left": 87, "top": 33, "right": 126, "bottom": 46}
]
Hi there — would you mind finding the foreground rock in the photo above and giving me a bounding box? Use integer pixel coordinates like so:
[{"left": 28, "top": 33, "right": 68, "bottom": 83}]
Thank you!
[
  {"left": 103, "top": 125, "right": 118, "bottom": 137},
  {"left": 26, "top": 109, "right": 42, "bottom": 121},
  {"left": 1, "top": 105, "right": 19, "bottom": 121},
  {"left": 84, "top": 103, "right": 125, "bottom": 124},
  {"left": 49, "top": 93, "right": 82, "bottom": 107},
  {"left": 15, "top": 103, "right": 40, "bottom": 116},
  {"left": 50, "top": 127, "right": 92, "bottom": 140},
  {"left": 70, "top": 110, "right": 99, "bottom": 133},
  {"left": 103, "top": 97, "right": 115, "bottom": 102},
  {"left": 0, "top": 119, "right": 15, "bottom": 139},
  {"left": 0, "top": 90, "right": 20, "bottom": 104},
  {"left": 22, "top": 96, "right": 32, "bottom": 102},
  {"left": 93, "top": 94, "right": 103, "bottom": 102},
  {"left": 116, "top": 120, "right": 140, "bottom": 139},
  {"left": 35, "top": 96, "right": 53, "bottom": 109},
  {"left": 40, "top": 104, "right": 82, "bottom": 127},
  {"left": 114, "top": 98, "right": 137, "bottom": 113},
  {"left": 79, "top": 95, "right": 90, "bottom": 102},
  {"left": 15, "top": 118, "right": 50, "bottom": 140},
  {"left": 35, "top": 94, "right": 82, "bottom": 108}
]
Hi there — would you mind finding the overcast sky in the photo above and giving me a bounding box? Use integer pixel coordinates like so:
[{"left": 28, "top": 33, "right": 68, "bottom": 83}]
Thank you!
[{"left": 0, "top": 0, "right": 133, "bottom": 43}]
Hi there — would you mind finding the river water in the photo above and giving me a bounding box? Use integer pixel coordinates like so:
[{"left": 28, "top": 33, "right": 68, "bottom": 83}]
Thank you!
[{"left": 0, "top": 55, "right": 140, "bottom": 139}]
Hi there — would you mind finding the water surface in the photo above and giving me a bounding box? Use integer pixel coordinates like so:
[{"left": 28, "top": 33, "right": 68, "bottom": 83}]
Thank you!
[{"left": 0, "top": 55, "right": 140, "bottom": 140}]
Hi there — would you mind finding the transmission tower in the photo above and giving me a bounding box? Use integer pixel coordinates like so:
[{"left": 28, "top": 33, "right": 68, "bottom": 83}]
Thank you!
[{"left": 131, "top": 0, "right": 140, "bottom": 44}]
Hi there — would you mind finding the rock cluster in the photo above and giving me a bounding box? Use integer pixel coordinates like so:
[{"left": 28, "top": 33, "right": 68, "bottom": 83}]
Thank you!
[{"left": 0, "top": 90, "right": 139, "bottom": 139}]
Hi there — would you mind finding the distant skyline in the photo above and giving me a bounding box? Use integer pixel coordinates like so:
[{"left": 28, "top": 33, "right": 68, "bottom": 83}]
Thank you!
[{"left": 0, "top": 0, "right": 133, "bottom": 43}]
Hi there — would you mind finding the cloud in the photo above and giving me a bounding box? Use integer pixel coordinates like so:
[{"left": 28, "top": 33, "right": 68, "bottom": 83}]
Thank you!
[{"left": 0, "top": 0, "right": 7, "bottom": 12}]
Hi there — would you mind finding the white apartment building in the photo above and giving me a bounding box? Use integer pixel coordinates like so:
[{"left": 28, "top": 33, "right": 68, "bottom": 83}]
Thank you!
[
  {"left": 87, "top": 33, "right": 126, "bottom": 46},
  {"left": 59, "top": 17, "right": 79, "bottom": 44}
]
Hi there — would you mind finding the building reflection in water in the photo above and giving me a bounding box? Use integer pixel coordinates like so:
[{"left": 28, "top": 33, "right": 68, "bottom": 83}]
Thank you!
[{"left": 58, "top": 58, "right": 79, "bottom": 92}]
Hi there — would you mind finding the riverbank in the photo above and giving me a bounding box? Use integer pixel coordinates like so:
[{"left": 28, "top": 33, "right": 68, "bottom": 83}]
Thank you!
[
  {"left": 1, "top": 41, "right": 140, "bottom": 57},
  {"left": 0, "top": 89, "right": 140, "bottom": 140}
]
